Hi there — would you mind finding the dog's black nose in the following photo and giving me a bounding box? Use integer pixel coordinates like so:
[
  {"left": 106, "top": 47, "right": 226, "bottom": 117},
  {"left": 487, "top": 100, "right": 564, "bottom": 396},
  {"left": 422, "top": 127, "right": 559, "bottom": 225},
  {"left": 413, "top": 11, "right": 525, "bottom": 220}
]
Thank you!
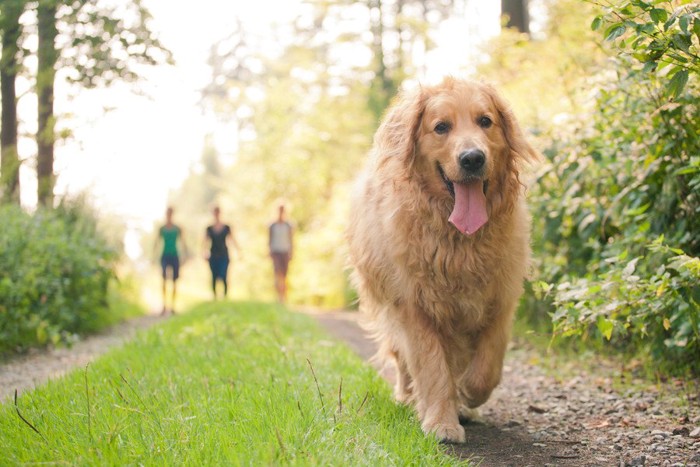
[{"left": 459, "top": 149, "right": 486, "bottom": 173}]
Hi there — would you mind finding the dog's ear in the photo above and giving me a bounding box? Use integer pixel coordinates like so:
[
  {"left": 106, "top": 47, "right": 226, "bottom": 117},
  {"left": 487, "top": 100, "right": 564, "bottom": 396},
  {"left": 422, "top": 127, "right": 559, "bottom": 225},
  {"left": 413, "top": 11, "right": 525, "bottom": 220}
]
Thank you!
[
  {"left": 374, "top": 85, "right": 426, "bottom": 166},
  {"left": 484, "top": 84, "right": 541, "bottom": 165}
]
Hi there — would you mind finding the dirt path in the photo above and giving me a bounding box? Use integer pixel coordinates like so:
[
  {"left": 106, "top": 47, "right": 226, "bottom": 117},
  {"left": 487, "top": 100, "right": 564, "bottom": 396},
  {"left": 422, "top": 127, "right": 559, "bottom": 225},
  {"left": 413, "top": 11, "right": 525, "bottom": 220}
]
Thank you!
[
  {"left": 313, "top": 310, "right": 700, "bottom": 467},
  {"left": 0, "top": 314, "right": 167, "bottom": 404},
  {"left": 2, "top": 308, "right": 699, "bottom": 466}
]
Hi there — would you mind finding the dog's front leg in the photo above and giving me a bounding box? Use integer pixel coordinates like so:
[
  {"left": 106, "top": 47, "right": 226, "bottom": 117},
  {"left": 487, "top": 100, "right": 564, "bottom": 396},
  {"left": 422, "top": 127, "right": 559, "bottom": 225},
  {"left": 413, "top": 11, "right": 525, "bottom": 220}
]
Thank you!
[
  {"left": 398, "top": 310, "right": 465, "bottom": 444},
  {"left": 459, "top": 306, "right": 514, "bottom": 409}
]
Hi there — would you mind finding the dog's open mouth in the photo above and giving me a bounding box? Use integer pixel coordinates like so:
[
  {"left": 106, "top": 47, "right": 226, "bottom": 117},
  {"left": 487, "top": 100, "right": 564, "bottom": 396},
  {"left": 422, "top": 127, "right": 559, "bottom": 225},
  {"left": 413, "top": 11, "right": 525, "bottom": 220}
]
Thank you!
[
  {"left": 437, "top": 163, "right": 489, "bottom": 197},
  {"left": 438, "top": 163, "right": 456, "bottom": 198},
  {"left": 437, "top": 163, "right": 489, "bottom": 236}
]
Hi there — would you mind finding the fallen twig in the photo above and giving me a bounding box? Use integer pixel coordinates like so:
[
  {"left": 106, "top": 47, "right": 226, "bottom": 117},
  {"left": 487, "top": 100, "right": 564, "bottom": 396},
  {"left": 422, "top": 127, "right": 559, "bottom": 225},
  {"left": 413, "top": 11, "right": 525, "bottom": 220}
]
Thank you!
[
  {"left": 13, "top": 389, "right": 46, "bottom": 441},
  {"left": 551, "top": 454, "right": 580, "bottom": 459},
  {"left": 306, "top": 359, "right": 326, "bottom": 413},
  {"left": 84, "top": 364, "right": 93, "bottom": 441},
  {"left": 337, "top": 377, "right": 343, "bottom": 416},
  {"left": 527, "top": 404, "right": 547, "bottom": 414},
  {"left": 356, "top": 391, "right": 370, "bottom": 414},
  {"left": 275, "top": 427, "right": 288, "bottom": 459}
]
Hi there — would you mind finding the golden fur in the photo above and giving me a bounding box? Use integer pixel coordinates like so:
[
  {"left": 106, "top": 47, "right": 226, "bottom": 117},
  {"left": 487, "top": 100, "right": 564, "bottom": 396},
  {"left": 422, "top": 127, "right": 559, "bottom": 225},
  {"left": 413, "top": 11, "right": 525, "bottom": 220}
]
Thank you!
[{"left": 347, "top": 77, "right": 539, "bottom": 443}]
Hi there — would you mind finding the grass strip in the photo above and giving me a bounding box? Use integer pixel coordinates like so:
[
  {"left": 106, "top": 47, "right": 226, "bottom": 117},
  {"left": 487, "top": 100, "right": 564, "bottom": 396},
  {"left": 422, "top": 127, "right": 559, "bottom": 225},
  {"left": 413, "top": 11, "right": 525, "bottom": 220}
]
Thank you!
[{"left": 0, "top": 301, "right": 466, "bottom": 465}]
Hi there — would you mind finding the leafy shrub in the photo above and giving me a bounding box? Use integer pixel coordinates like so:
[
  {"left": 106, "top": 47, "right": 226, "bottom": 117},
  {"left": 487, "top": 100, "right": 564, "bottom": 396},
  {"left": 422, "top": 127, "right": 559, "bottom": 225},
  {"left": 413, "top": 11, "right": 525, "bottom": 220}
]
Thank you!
[
  {"left": 530, "top": 1, "right": 700, "bottom": 374},
  {"left": 0, "top": 200, "right": 120, "bottom": 355}
]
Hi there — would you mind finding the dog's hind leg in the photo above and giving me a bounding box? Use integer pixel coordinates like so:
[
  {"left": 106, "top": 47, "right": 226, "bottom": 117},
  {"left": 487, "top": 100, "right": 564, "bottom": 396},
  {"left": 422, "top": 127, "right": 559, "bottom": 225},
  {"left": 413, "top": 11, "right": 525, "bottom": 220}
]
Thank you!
[{"left": 389, "top": 347, "right": 413, "bottom": 404}]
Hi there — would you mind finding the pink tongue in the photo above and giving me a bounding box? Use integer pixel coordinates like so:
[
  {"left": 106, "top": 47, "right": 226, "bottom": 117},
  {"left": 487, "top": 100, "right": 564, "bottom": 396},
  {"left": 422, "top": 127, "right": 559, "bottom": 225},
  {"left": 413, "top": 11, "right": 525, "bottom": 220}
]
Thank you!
[{"left": 448, "top": 181, "right": 488, "bottom": 235}]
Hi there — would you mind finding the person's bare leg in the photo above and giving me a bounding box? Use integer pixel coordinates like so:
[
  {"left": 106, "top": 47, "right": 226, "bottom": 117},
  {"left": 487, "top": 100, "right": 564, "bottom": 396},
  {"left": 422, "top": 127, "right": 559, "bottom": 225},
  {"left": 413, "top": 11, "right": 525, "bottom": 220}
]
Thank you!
[
  {"left": 161, "top": 279, "right": 167, "bottom": 315},
  {"left": 171, "top": 280, "right": 177, "bottom": 314},
  {"left": 280, "top": 273, "right": 287, "bottom": 303},
  {"left": 274, "top": 273, "right": 283, "bottom": 302}
]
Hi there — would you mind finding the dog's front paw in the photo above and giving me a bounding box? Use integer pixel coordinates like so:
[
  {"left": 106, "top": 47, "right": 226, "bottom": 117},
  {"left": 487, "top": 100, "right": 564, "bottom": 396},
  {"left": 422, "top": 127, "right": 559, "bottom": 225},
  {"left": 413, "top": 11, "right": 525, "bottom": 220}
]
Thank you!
[
  {"left": 394, "top": 390, "right": 410, "bottom": 404},
  {"left": 422, "top": 421, "right": 466, "bottom": 444}
]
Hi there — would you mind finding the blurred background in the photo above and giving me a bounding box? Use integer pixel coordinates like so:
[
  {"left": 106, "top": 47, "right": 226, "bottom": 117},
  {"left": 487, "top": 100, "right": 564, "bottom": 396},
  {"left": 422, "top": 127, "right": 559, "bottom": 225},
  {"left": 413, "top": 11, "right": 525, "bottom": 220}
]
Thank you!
[{"left": 1, "top": 0, "right": 698, "bottom": 375}]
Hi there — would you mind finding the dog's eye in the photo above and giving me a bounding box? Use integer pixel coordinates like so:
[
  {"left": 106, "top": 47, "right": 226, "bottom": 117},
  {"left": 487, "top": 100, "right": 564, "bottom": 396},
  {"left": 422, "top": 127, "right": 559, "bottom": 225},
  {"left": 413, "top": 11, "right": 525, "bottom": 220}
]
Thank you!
[
  {"left": 434, "top": 122, "right": 451, "bottom": 135},
  {"left": 477, "top": 116, "right": 493, "bottom": 129}
]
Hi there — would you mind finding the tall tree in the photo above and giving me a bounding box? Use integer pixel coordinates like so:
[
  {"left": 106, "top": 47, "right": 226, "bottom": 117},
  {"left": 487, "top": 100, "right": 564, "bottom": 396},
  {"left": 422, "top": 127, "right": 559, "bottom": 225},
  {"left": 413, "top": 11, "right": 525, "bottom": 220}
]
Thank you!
[
  {"left": 34, "top": 0, "right": 171, "bottom": 206},
  {"left": 368, "top": 0, "right": 394, "bottom": 119},
  {"left": 36, "top": 0, "right": 58, "bottom": 207},
  {"left": 502, "top": 0, "right": 529, "bottom": 34},
  {"left": 0, "top": 0, "right": 25, "bottom": 204},
  {"left": 368, "top": 0, "right": 460, "bottom": 119}
]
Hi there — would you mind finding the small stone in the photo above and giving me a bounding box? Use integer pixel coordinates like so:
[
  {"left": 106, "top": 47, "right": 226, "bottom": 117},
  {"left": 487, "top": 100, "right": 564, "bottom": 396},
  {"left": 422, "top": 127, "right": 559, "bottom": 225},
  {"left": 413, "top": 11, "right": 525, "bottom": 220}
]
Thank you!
[
  {"left": 690, "top": 427, "right": 700, "bottom": 438},
  {"left": 673, "top": 427, "right": 690, "bottom": 436},
  {"left": 628, "top": 455, "right": 646, "bottom": 466},
  {"left": 634, "top": 401, "right": 649, "bottom": 411},
  {"left": 651, "top": 430, "right": 669, "bottom": 438}
]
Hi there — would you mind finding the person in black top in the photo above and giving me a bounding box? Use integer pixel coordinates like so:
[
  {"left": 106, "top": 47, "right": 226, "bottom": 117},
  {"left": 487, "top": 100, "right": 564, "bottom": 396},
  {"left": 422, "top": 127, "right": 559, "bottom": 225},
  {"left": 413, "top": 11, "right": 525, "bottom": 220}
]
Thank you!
[{"left": 203, "top": 206, "right": 240, "bottom": 299}]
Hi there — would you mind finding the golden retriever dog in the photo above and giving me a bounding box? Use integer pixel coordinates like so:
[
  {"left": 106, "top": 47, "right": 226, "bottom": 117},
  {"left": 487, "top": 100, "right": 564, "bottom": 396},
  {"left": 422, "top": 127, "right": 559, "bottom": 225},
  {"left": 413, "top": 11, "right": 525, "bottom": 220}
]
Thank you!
[{"left": 347, "top": 77, "right": 539, "bottom": 443}]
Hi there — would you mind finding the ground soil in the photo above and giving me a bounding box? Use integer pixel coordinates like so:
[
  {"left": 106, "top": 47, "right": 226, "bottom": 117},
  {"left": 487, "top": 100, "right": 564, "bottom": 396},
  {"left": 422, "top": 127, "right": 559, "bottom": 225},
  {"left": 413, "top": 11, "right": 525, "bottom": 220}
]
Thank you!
[{"left": 2, "top": 309, "right": 699, "bottom": 466}]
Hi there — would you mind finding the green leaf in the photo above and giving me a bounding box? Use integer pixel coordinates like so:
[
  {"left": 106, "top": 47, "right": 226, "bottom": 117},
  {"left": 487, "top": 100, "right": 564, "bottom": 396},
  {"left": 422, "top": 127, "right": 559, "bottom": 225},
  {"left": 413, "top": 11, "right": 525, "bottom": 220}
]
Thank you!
[
  {"left": 642, "top": 60, "right": 657, "bottom": 73},
  {"left": 668, "top": 69, "right": 689, "bottom": 98},
  {"left": 597, "top": 316, "right": 615, "bottom": 341},
  {"left": 663, "top": 317, "right": 671, "bottom": 330},
  {"left": 591, "top": 16, "right": 604, "bottom": 31},
  {"left": 671, "top": 33, "right": 692, "bottom": 53},
  {"left": 605, "top": 24, "right": 627, "bottom": 42},
  {"left": 649, "top": 8, "right": 667, "bottom": 24}
]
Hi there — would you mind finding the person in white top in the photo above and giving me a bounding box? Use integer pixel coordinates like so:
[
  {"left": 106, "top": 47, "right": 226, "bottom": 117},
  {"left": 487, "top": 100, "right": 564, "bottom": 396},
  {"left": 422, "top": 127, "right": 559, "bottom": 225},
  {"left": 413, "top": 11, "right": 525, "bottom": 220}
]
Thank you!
[{"left": 268, "top": 204, "right": 293, "bottom": 303}]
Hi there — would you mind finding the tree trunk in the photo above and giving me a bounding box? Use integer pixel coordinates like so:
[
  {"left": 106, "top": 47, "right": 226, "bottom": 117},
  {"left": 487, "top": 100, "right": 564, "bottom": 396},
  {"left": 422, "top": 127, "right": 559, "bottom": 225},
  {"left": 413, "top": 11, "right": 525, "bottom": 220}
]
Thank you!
[
  {"left": 1, "top": 0, "right": 24, "bottom": 204},
  {"left": 368, "top": 0, "right": 395, "bottom": 120},
  {"left": 37, "top": 0, "right": 58, "bottom": 207},
  {"left": 502, "top": 0, "right": 529, "bottom": 34}
]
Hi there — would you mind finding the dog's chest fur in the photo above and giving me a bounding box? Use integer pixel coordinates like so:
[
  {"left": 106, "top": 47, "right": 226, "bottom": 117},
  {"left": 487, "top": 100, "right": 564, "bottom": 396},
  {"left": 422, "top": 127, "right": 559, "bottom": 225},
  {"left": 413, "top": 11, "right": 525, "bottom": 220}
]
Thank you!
[{"left": 381, "top": 199, "right": 524, "bottom": 330}]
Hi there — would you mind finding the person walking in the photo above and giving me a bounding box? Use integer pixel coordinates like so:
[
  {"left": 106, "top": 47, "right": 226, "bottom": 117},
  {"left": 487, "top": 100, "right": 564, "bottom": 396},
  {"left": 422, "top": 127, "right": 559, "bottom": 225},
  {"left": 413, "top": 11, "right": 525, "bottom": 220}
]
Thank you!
[
  {"left": 268, "top": 204, "right": 293, "bottom": 303},
  {"left": 204, "top": 206, "right": 240, "bottom": 299},
  {"left": 155, "top": 206, "right": 187, "bottom": 315}
]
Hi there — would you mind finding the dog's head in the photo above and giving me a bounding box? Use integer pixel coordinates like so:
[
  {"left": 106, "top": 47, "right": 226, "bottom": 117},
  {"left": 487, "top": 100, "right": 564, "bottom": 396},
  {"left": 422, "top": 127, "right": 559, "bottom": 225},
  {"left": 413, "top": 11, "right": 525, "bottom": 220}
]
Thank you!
[{"left": 374, "top": 77, "right": 539, "bottom": 235}]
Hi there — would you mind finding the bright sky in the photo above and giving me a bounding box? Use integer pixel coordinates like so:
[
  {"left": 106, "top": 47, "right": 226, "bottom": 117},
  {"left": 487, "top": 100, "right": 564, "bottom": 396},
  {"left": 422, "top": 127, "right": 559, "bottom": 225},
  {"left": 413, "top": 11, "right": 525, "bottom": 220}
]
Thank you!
[{"left": 18, "top": 0, "right": 500, "bottom": 259}]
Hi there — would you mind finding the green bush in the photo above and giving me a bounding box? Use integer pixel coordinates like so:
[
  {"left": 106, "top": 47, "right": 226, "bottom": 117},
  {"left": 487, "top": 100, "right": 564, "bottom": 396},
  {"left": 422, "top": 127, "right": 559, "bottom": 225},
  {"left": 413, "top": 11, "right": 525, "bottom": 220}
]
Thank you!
[
  {"left": 530, "top": 1, "right": 700, "bottom": 375},
  {"left": 0, "top": 200, "right": 120, "bottom": 355}
]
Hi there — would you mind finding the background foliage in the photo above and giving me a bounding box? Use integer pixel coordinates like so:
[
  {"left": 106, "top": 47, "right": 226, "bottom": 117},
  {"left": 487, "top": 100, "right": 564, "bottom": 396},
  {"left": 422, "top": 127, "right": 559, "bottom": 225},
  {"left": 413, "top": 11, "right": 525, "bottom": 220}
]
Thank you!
[
  {"left": 496, "top": 0, "right": 700, "bottom": 375},
  {"left": 162, "top": 0, "right": 700, "bottom": 375},
  {"left": 0, "top": 198, "right": 130, "bottom": 355},
  {"left": 2, "top": 0, "right": 699, "bottom": 376}
]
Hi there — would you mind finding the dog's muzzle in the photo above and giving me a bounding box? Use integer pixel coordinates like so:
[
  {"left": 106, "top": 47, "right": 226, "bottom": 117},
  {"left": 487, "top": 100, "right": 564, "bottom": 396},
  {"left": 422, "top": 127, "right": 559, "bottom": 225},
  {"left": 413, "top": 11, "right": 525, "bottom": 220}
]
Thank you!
[{"left": 438, "top": 162, "right": 489, "bottom": 198}]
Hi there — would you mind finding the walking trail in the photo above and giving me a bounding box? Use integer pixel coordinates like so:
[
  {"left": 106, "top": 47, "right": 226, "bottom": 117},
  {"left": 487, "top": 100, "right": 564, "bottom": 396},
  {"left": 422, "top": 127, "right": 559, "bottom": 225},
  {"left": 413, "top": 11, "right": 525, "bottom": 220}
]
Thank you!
[{"left": 1, "top": 308, "right": 699, "bottom": 466}]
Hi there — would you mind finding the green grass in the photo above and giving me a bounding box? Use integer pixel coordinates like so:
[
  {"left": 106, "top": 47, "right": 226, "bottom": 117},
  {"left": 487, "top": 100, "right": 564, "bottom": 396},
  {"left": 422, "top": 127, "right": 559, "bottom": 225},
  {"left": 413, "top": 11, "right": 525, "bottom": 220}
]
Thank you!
[{"left": 0, "top": 301, "right": 465, "bottom": 465}]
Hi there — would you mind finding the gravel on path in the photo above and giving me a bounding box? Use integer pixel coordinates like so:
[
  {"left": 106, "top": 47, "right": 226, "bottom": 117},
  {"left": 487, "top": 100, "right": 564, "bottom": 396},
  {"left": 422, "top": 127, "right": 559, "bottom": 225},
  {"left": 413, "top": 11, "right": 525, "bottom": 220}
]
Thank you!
[{"left": 313, "top": 310, "right": 700, "bottom": 467}]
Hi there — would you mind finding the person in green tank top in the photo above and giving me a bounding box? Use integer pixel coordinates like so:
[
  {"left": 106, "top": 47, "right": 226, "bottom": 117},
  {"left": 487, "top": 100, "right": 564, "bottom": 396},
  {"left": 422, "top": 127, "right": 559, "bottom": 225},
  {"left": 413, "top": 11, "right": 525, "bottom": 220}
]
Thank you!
[{"left": 154, "top": 206, "right": 187, "bottom": 315}]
